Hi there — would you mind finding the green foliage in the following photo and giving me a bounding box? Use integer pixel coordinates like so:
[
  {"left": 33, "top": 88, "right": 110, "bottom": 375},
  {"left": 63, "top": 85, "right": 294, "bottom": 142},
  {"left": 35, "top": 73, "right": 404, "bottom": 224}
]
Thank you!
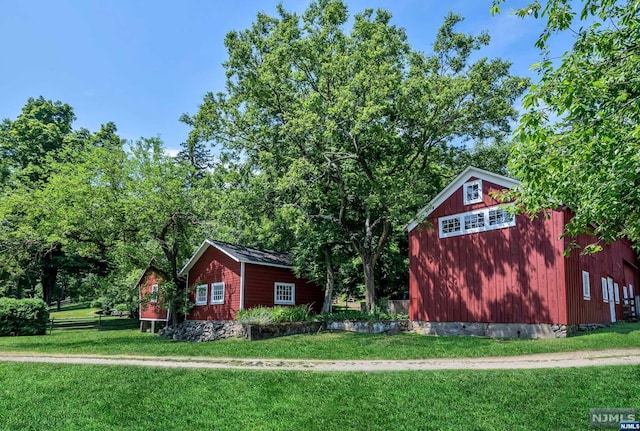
[
  {"left": 235, "top": 305, "right": 314, "bottom": 324},
  {"left": 0, "top": 298, "right": 49, "bottom": 336},
  {"left": 321, "top": 309, "right": 408, "bottom": 322},
  {"left": 493, "top": 1, "right": 640, "bottom": 247},
  {"left": 187, "top": 0, "right": 527, "bottom": 311}
]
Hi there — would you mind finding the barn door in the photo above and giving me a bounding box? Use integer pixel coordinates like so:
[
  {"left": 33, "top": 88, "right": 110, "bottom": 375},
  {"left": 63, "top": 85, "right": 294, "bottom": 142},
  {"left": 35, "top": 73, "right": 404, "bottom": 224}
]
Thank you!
[
  {"left": 624, "top": 262, "right": 639, "bottom": 319},
  {"left": 607, "top": 277, "right": 616, "bottom": 323}
]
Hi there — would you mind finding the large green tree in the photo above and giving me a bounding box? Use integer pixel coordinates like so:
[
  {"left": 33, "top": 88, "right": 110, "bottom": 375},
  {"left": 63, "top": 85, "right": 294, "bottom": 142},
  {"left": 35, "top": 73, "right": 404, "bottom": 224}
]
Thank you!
[
  {"left": 187, "top": 0, "right": 526, "bottom": 310},
  {"left": 493, "top": 0, "right": 640, "bottom": 248}
]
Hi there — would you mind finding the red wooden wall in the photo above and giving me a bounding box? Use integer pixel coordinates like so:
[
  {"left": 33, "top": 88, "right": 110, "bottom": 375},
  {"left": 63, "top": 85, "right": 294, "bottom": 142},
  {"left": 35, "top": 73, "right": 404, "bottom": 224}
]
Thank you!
[
  {"left": 244, "top": 264, "right": 324, "bottom": 313},
  {"left": 139, "top": 270, "right": 168, "bottom": 321},
  {"left": 564, "top": 219, "right": 640, "bottom": 324},
  {"left": 409, "top": 178, "right": 568, "bottom": 325},
  {"left": 187, "top": 246, "right": 241, "bottom": 321},
  {"left": 186, "top": 245, "right": 325, "bottom": 320}
]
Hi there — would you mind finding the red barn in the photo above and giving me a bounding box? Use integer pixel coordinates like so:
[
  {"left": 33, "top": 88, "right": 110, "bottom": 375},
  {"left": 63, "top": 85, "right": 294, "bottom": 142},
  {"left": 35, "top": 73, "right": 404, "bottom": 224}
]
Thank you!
[
  {"left": 179, "top": 240, "right": 324, "bottom": 320},
  {"left": 406, "top": 166, "right": 639, "bottom": 338},
  {"left": 136, "top": 266, "right": 169, "bottom": 332}
]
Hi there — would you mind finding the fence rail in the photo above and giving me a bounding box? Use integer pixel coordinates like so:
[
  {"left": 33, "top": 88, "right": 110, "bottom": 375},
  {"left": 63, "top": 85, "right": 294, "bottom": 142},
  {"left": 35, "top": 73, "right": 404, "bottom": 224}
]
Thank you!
[{"left": 48, "top": 316, "right": 139, "bottom": 333}]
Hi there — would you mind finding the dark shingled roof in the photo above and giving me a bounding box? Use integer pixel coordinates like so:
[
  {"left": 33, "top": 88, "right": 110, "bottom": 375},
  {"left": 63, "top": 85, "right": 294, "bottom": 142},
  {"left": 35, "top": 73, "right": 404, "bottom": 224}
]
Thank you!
[{"left": 208, "top": 240, "right": 292, "bottom": 267}]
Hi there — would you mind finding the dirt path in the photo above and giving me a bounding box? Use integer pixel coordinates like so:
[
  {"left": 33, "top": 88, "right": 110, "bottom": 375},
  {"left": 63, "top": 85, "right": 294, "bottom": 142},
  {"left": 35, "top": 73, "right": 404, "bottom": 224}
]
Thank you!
[{"left": 1, "top": 349, "right": 640, "bottom": 371}]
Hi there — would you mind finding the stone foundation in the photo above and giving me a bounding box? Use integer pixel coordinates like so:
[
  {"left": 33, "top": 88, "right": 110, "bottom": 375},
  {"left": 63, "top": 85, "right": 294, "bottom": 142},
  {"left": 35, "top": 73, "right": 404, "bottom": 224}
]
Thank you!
[
  {"left": 326, "top": 320, "right": 410, "bottom": 334},
  {"left": 411, "top": 321, "right": 578, "bottom": 339},
  {"left": 160, "top": 320, "right": 244, "bottom": 342}
]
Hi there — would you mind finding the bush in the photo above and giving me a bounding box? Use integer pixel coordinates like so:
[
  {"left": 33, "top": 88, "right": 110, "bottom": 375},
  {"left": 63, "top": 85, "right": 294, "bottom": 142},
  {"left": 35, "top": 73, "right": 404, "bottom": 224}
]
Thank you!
[
  {"left": 90, "top": 299, "right": 102, "bottom": 309},
  {"left": 236, "top": 305, "right": 314, "bottom": 325},
  {"left": 0, "top": 298, "right": 49, "bottom": 336},
  {"left": 320, "top": 309, "right": 408, "bottom": 322}
]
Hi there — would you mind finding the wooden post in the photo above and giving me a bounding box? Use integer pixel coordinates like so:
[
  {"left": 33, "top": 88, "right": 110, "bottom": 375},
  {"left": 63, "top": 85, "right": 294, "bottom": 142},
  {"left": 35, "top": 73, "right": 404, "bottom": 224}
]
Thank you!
[
  {"left": 98, "top": 314, "right": 102, "bottom": 329},
  {"left": 151, "top": 320, "right": 156, "bottom": 334},
  {"left": 49, "top": 318, "right": 54, "bottom": 335}
]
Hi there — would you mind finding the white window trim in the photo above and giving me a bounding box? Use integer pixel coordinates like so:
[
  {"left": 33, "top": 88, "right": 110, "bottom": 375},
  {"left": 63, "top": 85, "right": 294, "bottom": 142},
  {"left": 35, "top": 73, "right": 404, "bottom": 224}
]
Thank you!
[
  {"left": 439, "top": 205, "right": 516, "bottom": 238},
  {"left": 274, "top": 282, "right": 295, "bottom": 305},
  {"left": 195, "top": 284, "right": 208, "bottom": 306},
  {"left": 210, "top": 282, "right": 225, "bottom": 305},
  {"left": 150, "top": 284, "right": 159, "bottom": 303},
  {"left": 614, "top": 282, "right": 620, "bottom": 304},
  {"left": 463, "top": 180, "right": 483, "bottom": 205},
  {"left": 582, "top": 271, "right": 591, "bottom": 300},
  {"left": 623, "top": 285, "right": 629, "bottom": 305},
  {"left": 601, "top": 277, "right": 609, "bottom": 303}
]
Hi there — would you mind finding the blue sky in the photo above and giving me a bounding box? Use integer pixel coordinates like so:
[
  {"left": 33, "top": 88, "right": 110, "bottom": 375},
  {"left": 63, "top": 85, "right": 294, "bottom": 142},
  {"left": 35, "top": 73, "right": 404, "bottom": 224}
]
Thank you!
[{"left": 0, "top": 0, "right": 561, "bottom": 154}]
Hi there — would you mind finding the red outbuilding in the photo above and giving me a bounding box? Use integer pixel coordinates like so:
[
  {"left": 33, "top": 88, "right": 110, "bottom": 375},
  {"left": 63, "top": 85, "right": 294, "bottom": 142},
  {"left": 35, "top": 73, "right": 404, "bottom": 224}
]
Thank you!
[
  {"left": 136, "top": 265, "right": 169, "bottom": 332},
  {"left": 406, "top": 166, "right": 639, "bottom": 338},
  {"left": 179, "top": 240, "right": 324, "bottom": 320}
]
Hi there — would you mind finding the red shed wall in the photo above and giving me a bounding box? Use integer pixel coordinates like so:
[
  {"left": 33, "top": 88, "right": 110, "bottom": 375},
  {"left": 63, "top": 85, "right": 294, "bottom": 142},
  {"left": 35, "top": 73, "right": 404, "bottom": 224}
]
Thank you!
[
  {"left": 409, "top": 178, "right": 568, "bottom": 325},
  {"left": 564, "top": 220, "right": 640, "bottom": 324},
  {"left": 244, "top": 264, "right": 324, "bottom": 313},
  {"left": 187, "top": 246, "right": 241, "bottom": 321},
  {"left": 139, "top": 270, "right": 167, "bottom": 320}
]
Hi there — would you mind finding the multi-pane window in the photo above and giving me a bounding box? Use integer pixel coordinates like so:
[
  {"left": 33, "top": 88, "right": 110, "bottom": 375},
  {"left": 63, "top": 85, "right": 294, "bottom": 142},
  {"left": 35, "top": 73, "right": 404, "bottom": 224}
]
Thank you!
[
  {"left": 614, "top": 283, "right": 620, "bottom": 304},
  {"left": 440, "top": 217, "right": 461, "bottom": 235},
  {"left": 151, "top": 284, "right": 159, "bottom": 303},
  {"left": 195, "top": 284, "right": 208, "bottom": 306},
  {"left": 274, "top": 282, "right": 295, "bottom": 305},
  {"left": 211, "top": 282, "right": 225, "bottom": 304},
  {"left": 601, "top": 277, "right": 609, "bottom": 303},
  {"left": 464, "top": 212, "right": 485, "bottom": 230},
  {"left": 488, "top": 208, "right": 514, "bottom": 226},
  {"left": 582, "top": 271, "right": 591, "bottom": 300},
  {"left": 463, "top": 180, "right": 482, "bottom": 205},
  {"left": 438, "top": 205, "right": 515, "bottom": 238}
]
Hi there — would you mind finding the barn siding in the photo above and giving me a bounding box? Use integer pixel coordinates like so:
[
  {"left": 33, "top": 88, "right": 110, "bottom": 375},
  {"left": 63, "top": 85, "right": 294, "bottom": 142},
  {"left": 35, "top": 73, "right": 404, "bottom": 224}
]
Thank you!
[
  {"left": 139, "top": 270, "right": 168, "bottom": 320},
  {"left": 243, "top": 264, "right": 323, "bottom": 314},
  {"left": 564, "top": 215, "right": 640, "bottom": 324},
  {"left": 409, "top": 179, "right": 567, "bottom": 325},
  {"left": 187, "top": 246, "right": 241, "bottom": 321}
]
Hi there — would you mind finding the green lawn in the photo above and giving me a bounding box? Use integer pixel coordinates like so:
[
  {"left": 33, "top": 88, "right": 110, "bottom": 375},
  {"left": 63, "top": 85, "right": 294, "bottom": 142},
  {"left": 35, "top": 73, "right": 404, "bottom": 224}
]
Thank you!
[
  {"left": 0, "top": 363, "right": 638, "bottom": 431},
  {"left": 49, "top": 307, "right": 102, "bottom": 318},
  {"left": 0, "top": 321, "right": 638, "bottom": 360}
]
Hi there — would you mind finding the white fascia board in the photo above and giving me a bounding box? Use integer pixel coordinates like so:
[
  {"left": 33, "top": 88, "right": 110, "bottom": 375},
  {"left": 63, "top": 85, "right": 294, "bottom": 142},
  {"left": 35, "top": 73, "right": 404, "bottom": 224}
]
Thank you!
[{"left": 405, "top": 166, "right": 520, "bottom": 233}]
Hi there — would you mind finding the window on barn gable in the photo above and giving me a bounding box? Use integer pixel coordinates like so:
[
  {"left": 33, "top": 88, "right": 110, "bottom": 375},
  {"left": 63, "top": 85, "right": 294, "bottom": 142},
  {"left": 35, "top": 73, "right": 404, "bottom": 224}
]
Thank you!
[
  {"left": 438, "top": 205, "right": 516, "bottom": 238},
  {"left": 463, "top": 180, "right": 482, "bottom": 205},
  {"left": 464, "top": 212, "right": 485, "bottom": 230},
  {"left": 274, "top": 282, "right": 295, "bottom": 305},
  {"left": 151, "top": 284, "right": 159, "bottom": 303},
  {"left": 488, "top": 208, "right": 514, "bottom": 227},
  {"left": 195, "top": 284, "right": 208, "bottom": 306},
  {"left": 582, "top": 271, "right": 591, "bottom": 300},
  {"left": 211, "top": 282, "right": 225, "bottom": 304}
]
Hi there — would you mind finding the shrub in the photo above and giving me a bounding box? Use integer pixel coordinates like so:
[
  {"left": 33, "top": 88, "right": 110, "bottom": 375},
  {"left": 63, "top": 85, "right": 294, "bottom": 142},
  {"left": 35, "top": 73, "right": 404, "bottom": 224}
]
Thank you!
[
  {"left": 236, "top": 305, "right": 314, "bottom": 325},
  {"left": 320, "top": 309, "right": 408, "bottom": 322},
  {"left": 0, "top": 298, "right": 49, "bottom": 336},
  {"left": 90, "top": 299, "right": 102, "bottom": 309}
]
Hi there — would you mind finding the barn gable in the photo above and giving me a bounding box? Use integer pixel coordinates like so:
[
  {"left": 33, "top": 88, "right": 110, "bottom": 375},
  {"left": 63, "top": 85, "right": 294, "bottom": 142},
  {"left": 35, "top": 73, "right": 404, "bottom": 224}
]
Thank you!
[{"left": 406, "top": 166, "right": 520, "bottom": 232}]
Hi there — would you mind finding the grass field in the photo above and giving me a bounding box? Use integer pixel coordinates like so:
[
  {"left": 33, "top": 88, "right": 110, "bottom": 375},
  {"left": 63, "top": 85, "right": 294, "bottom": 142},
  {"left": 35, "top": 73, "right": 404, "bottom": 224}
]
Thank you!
[
  {"left": 0, "top": 363, "right": 638, "bottom": 431},
  {"left": 0, "top": 321, "right": 638, "bottom": 360}
]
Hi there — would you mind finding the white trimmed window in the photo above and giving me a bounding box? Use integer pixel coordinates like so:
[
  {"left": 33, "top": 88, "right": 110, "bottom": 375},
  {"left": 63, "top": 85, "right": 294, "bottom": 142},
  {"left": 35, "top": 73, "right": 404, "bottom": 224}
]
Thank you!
[
  {"left": 582, "top": 271, "right": 591, "bottom": 300},
  {"left": 151, "top": 284, "right": 159, "bottom": 303},
  {"left": 438, "top": 205, "right": 516, "bottom": 238},
  {"left": 488, "top": 208, "right": 514, "bottom": 227},
  {"left": 195, "top": 284, "right": 208, "bottom": 306},
  {"left": 274, "top": 282, "right": 295, "bottom": 305},
  {"left": 464, "top": 212, "right": 485, "bottom": 230},
  {"left": 601, "top": 277, "right": 609, "bottom": 303},
  {"left": 463, "top": 180, "right": 482, "bottom": 205},
  {"left": 210, "top": 282, "right": 225, "bottom": 304},
  {"left": 614, "top": 282, "right": 620, "bottom": 304},
  {"left": 440, "top": 216, "right": 461, "bottom": 235}
]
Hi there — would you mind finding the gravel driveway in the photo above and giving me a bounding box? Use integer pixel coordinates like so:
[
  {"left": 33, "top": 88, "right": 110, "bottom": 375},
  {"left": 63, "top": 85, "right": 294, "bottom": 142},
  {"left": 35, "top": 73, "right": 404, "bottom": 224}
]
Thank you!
[{"left": 1, "top": 349, "right": 640, "bottom": 371}]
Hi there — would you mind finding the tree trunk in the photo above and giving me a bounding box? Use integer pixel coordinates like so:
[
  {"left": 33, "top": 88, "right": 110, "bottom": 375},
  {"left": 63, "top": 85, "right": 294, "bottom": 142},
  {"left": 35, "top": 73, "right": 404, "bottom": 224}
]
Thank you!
[
  {"left": 363, "top": 256, "right": 376, "bottom": 312},
  {"left": 321, "top": 247, "right": 335, "bottom": 314},
  {"left": 41, "top": 245, "right": 61, "bottom": 306}
]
